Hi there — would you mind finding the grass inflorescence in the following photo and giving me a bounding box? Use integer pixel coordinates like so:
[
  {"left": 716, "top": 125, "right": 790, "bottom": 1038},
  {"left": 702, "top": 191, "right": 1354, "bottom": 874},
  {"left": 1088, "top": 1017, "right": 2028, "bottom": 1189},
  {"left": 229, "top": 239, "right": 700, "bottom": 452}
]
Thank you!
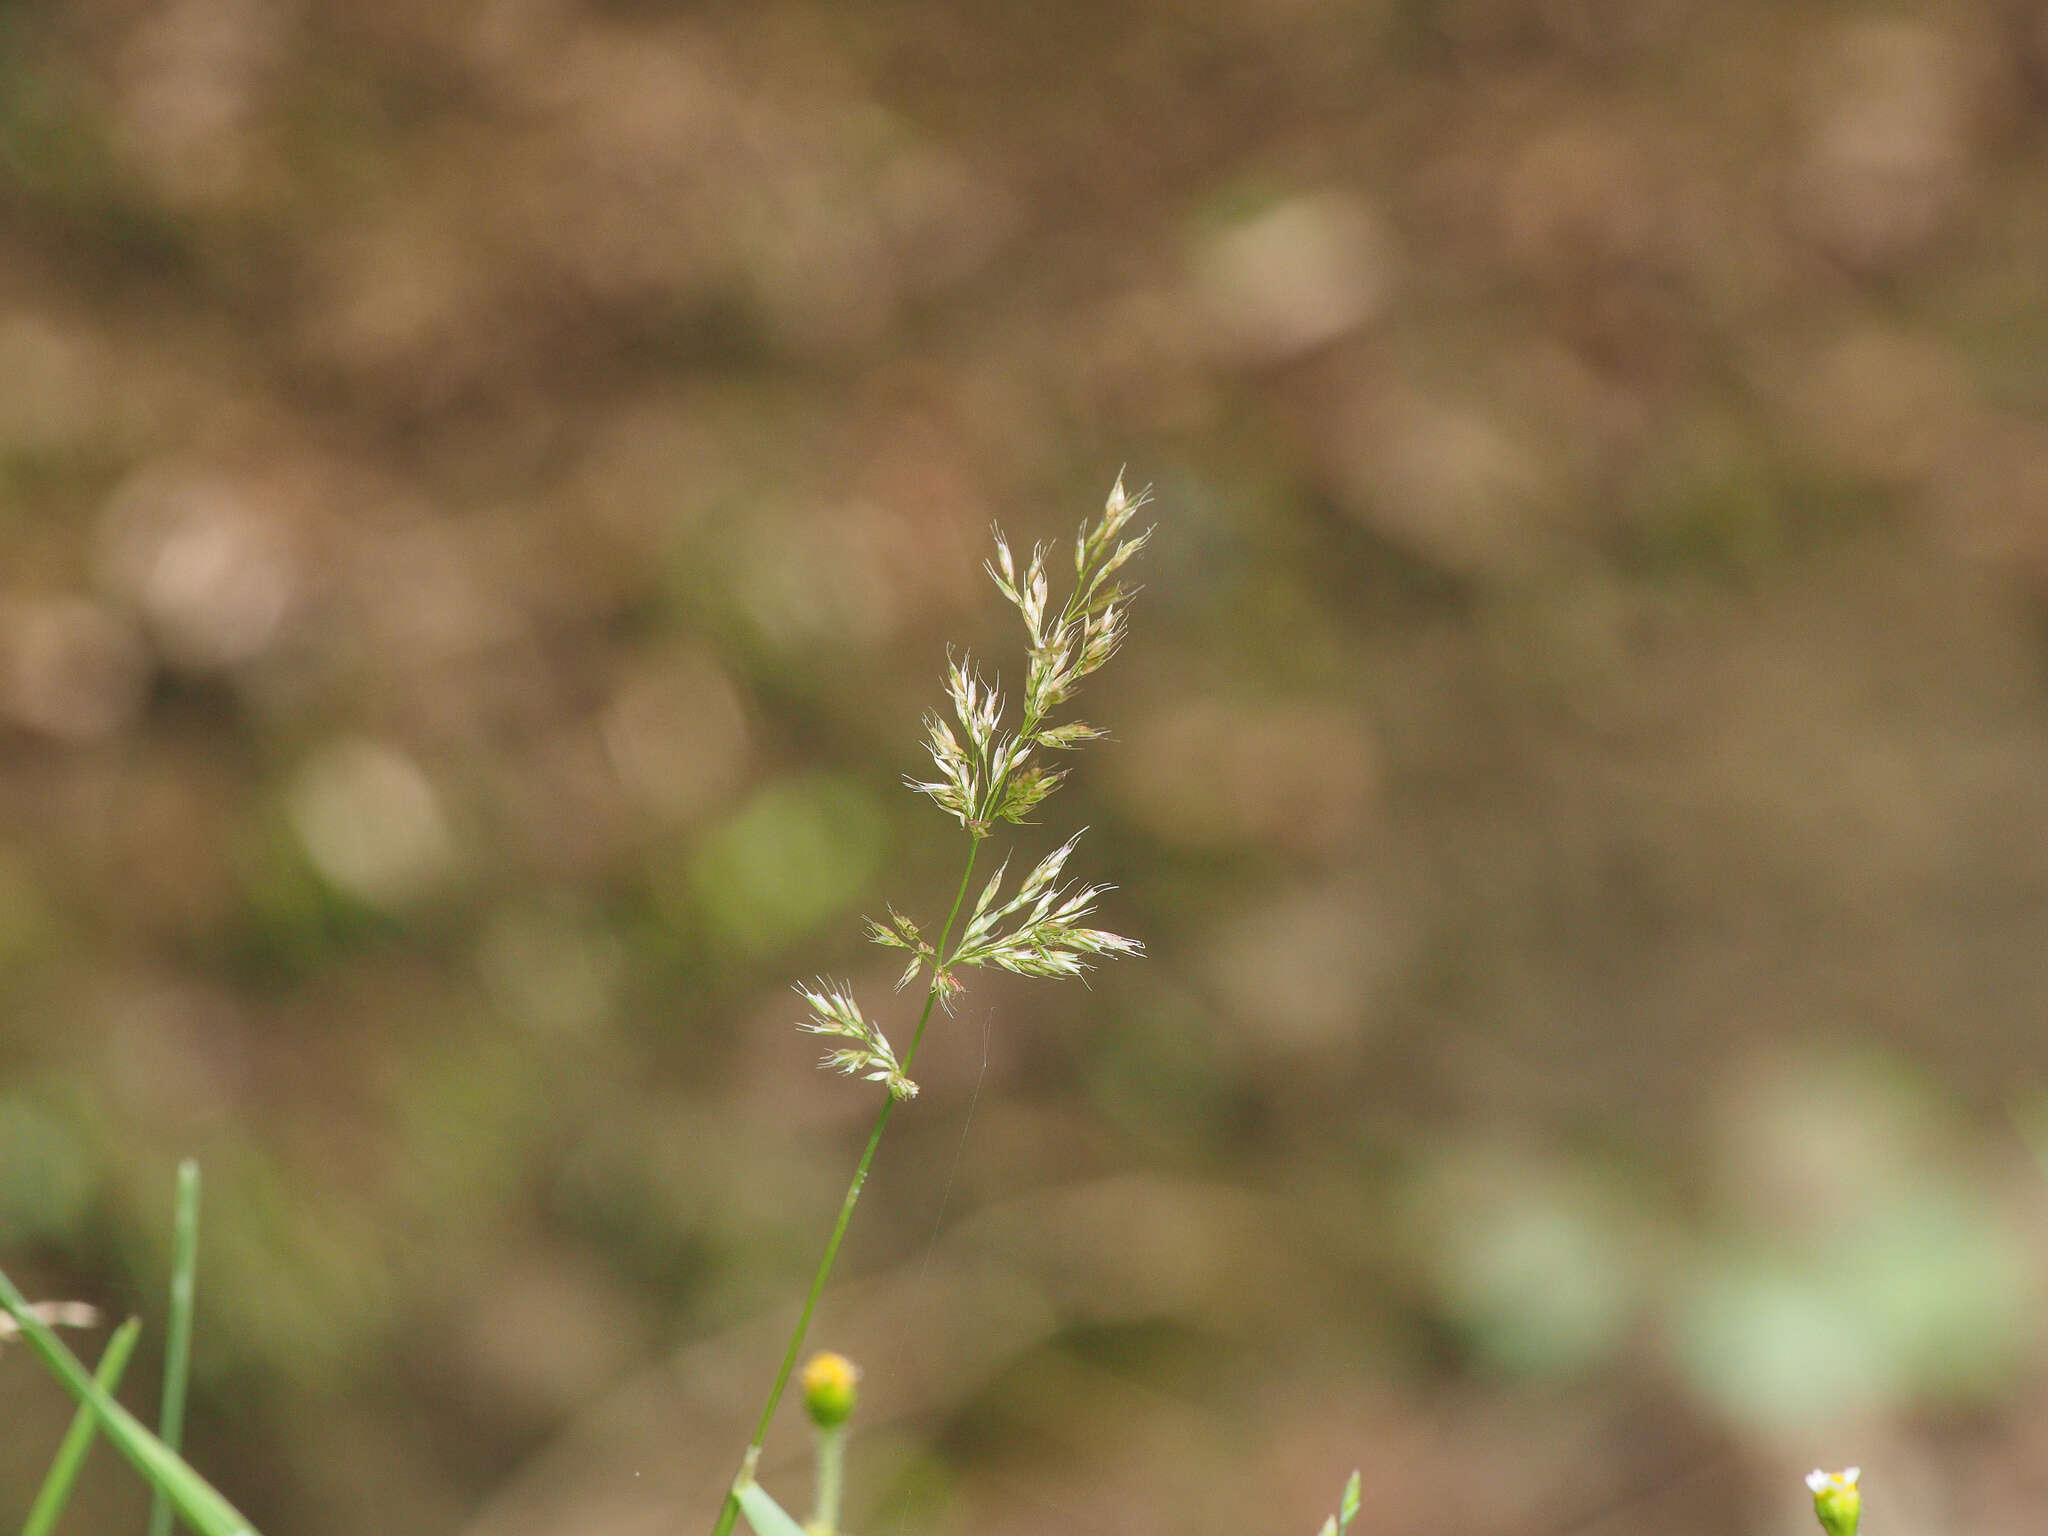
[{"left": 715, "top": 475, "right": 1153, "bottom": 1536}]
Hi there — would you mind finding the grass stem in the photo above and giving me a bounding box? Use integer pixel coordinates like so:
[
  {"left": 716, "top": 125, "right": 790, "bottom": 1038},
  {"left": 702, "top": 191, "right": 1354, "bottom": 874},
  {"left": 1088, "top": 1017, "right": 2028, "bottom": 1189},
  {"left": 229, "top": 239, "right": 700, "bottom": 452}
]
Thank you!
[
  {"left": 812, "top": 1425, "right": 845, "bottom": 1536},
  {"left": 712, "top": 837, "right": 982, "bottom": 1536},
  {"left": 148, "top": 1160, "right": 201, "bottom": 1536}
]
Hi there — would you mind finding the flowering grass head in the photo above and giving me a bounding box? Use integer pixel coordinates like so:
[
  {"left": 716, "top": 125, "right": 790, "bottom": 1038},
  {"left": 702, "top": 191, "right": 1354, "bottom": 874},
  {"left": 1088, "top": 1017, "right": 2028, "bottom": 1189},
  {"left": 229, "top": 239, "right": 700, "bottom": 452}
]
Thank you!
[
  {"left": 716, "top": 477, "right": 1155, "bottom": 1536},
  {"left": 796, "top": 477, "right": 1150, "bottom": 1097}
]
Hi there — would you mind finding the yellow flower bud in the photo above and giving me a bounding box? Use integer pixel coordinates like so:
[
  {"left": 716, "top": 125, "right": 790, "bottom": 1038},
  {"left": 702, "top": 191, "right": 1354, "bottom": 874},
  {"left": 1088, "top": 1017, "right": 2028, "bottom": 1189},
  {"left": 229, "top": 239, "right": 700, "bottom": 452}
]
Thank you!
[
  {"left": 1806, "top": 1467, "right": 1860, "bottom": 1536},
  {"left": 801, "top": 1351, "right": 860, "bottom": 1429}
]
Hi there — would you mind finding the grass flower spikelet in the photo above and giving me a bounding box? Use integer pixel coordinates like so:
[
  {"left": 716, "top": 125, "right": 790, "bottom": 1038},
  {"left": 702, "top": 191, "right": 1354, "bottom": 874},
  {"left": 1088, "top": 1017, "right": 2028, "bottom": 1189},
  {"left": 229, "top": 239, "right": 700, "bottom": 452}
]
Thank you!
[
  {"left": 796, "top": 979, "right": 916, "bottom": 1099},
  {"left": 913, "top": 471, "right": 1153, "bottom": 837}
]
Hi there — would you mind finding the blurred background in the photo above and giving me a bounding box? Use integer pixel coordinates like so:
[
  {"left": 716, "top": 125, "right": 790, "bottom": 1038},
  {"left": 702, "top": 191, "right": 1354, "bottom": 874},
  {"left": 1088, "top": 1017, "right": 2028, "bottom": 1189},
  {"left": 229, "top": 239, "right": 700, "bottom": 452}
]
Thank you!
[{"left": 4, "top": 1, "right": 2048, "bottom": 1533}]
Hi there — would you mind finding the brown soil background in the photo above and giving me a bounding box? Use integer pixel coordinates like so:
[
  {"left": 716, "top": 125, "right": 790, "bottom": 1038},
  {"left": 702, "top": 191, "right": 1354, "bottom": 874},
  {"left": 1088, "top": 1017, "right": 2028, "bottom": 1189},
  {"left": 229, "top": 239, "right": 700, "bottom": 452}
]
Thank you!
[{"left": 5, "top": 2, "right": 2048, "bottom": 1534}]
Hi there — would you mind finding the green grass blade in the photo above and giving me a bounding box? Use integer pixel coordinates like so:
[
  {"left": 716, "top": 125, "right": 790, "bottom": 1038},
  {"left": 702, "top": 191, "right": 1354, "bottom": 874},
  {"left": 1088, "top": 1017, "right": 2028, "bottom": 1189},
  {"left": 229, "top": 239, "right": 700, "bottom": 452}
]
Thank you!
[
  {"left": 148, "top": 1161, "right": 201, "bottom": 1536},
  {"left": 734, "top": 1481, "right": 807, "bottom": 1536},
  {"left": 0, "top": 1264, "right": 257, "bottom": 1536},
  {"left": 22, "top": 1316, "right": 144, "bottom": 1536}
]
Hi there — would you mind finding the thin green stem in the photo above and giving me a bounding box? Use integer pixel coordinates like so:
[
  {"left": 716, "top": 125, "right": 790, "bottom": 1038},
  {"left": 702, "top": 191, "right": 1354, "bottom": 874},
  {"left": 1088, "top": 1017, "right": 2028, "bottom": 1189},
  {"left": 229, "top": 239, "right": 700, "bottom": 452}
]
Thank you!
[
  {"left": 22, "top": 1317, "right": 143, "bottom": 1536},
  {"left": 148, "top": 1159, "right": 201, "bottom": 1536},
  {"left": 713, "top": 838, "right": 983, "bottom": 1536},
  {"left": 811, "top": 1425, "right": 845, "bottom": 1536}
]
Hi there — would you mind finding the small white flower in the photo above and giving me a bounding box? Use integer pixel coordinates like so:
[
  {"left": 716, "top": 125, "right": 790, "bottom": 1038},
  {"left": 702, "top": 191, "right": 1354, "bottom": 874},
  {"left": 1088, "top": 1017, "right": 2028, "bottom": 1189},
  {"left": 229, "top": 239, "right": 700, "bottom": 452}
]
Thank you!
[{"left": 1807, "top": 1465, "right": 1862, "bottom": 1536}]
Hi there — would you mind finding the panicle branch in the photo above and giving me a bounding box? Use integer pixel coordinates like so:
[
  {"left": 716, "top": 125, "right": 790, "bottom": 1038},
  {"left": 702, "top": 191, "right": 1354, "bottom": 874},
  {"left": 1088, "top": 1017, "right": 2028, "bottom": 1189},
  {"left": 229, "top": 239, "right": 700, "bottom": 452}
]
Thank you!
[
  {"left": 947, "top": 831, "right": 1143, "bottom": 979},
  {"left": 921, "top": 471, "right": 1153, "bottom": 836},
  {"left": 795, "top": 979, "right": 917, "bottom": 1100}
]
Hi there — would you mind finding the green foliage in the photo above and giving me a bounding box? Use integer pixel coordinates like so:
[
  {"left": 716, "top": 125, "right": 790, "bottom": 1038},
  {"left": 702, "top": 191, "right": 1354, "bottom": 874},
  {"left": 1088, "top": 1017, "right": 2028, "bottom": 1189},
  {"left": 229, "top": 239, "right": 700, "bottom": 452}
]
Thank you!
[
  {"left": 1315, "top": 1469, "right": 1362, "bottom": 1536},
  {"left": 149, "top": 1159, "right": 203, "bottom": 1536},
  {"left": 22, "top": 1316, "right": 141, "bottom": 1536},
  {"left": 0, "top": 1255, "right": 258, "bottom": 1536},
  {"left": 734, "top": 1479, "right": 807, "bottom": 1536}
]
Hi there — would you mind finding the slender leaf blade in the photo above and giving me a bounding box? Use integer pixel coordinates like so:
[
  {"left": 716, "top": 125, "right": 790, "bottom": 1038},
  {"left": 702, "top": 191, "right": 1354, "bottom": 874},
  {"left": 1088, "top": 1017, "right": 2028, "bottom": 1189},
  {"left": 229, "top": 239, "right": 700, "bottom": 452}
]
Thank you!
[
  {"left": 0, "top": 1264, "right": 256, "bottom": 1536},
  {"left": 22, "top": 1316, "right": 144, "bottom": 1536},
  {"left": 734, "top": 1480, "right": 808, "bottom": 1536}
]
